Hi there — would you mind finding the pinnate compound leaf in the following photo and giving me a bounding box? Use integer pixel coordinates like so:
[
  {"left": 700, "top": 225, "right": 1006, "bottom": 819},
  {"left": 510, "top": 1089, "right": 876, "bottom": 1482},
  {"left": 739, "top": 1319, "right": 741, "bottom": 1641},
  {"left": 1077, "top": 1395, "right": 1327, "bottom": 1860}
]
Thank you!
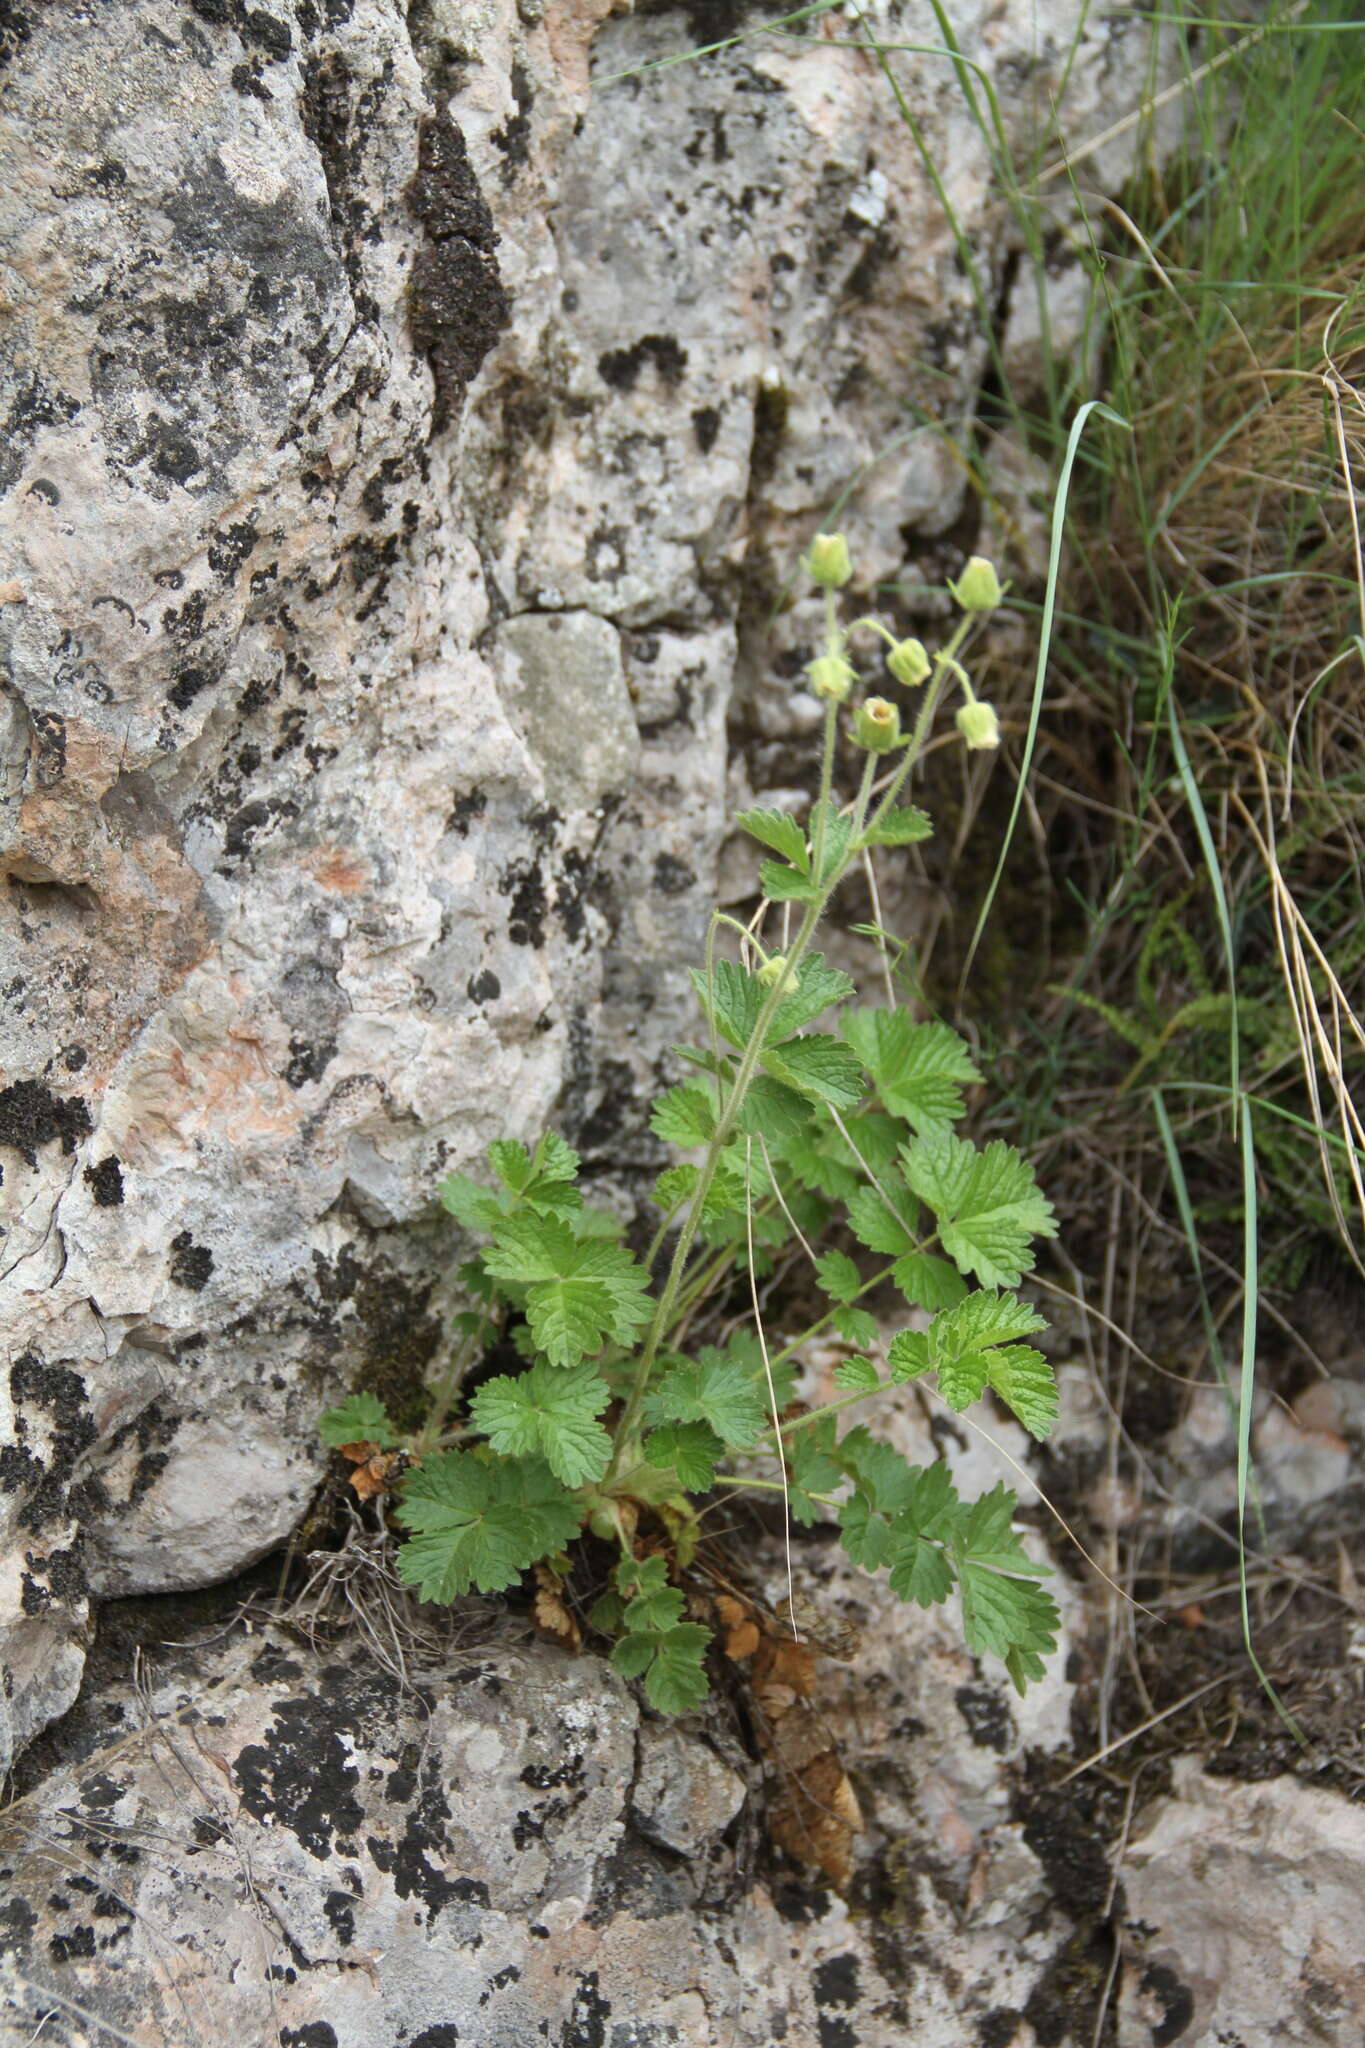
[
  {"left": 903, "top": 1134, "right": 1057, "bottom": 1287},
  {"left": 644, "top": 1421, "right": 724, "bottom": 1491},
  {"left": 650, "top": 1083, "right": 716, "bottom": 1147},
  {"left": 862, "top": 804, "right": 933, "bottom": 847},
  {"left": 469, "top": 1361, "right": 611, "bottom": 1487},
  {"left": 395, "top": 1452, "right": 581, "bottom": 1601},
  {"left": 735, "top": 806, "right": 810, "bottom": 872},
  {"left": 319, "top": 1393, "right": 400, "bottom": 1449},
  {"left": 655, "top": 1349, "right": 767, "bottom": 1448},
  {"left": 761, "top": 1034, "right": 864, "bottom": 1111}
]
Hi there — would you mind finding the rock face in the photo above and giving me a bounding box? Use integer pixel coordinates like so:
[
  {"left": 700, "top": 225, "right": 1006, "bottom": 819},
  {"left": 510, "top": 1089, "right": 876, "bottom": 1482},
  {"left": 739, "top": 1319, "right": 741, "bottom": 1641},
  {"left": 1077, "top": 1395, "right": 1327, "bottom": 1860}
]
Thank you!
[
  {"left": 0, "top": 1540, "right": 1085, "bottom": 2047},
  {"left": 1118, "top": 1760, "right": 1365, "bottom": 2047},
  {"left": 1, "top": 0, "right": 1170, "bottom": 1766}
]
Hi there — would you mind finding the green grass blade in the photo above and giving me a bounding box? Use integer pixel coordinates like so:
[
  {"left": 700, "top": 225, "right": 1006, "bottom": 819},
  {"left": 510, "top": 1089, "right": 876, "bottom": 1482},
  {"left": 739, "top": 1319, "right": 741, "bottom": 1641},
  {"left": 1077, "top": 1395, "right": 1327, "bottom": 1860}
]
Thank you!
[{"left": 960, "top": 400, "right": 1130, "bottom": 993}]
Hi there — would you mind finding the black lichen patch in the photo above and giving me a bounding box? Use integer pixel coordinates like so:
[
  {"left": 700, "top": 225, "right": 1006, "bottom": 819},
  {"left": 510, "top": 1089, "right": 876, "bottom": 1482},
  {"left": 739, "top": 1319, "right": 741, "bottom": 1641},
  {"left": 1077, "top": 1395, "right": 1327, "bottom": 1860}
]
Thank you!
[
  {"left": 366, "top": 1751, "right": 489, "bottom": 1923},
  {"left": 234, "top": 1688, "right": 369, "bottom": 1860},
  {"left": 322, "top": 1888, "right": 357, "bottom": 1946},
  {"left": 168, "top": 1230, "right": 215, "bottom": 1292},
  {"left": 1019, "top": 1785, "right": 1113, "bottom": 1921},
  {"left": 0, "top": 1079, "right": 92, "bottom": 1166},
  {"left": 449, "top": 788, "right": 487, "bottom": 836},
  {"left": 692, "top": 403, "right": 721, "bottom": 452},
  {"left": 597, "top": 334, "right": 688, "bottom": 394},
  {"left": 0, "top": 372, "right": 80, "bottom": 494},
  {"left": 279, "top": 2027, "right": 339, "bottom": 2048},
  {"left": 285, "top": 1035, "right": 337, "bottom": 1088},
  {"left": 955, "top": 1681, "right": 1011, "bottom": 1754},
  {"left": 813, "top": 1953, "right": 861, "bottom": 2048},
  {"left": 466, "top": 969, "right": 500, "bottom": 1004},
  {"left": 408, "top": 2028, "right": 463, "bottom": 2048},
  {"left": 500, "top": 852, "right": 548, "bottom": 948},
  {"left": 406, "top": 112, "right": 510, "bottom": 433},
  {"left": 562, "top": 1971, "right": 612, "bottom": 2048},
  {"left": 651, "top": 851, "right": 695, "bottom": 896},
  {"left": 491, "top": 58, "right": 533, "bottom": 180},
  {"left": 1137, "top": 1962, "right": 1196, "bottom": 2046}
]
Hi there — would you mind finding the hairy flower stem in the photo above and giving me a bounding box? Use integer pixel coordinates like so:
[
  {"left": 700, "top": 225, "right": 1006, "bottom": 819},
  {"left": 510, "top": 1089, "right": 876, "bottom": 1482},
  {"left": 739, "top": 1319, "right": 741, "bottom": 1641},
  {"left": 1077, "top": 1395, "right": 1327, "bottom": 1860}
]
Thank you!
[{"left": 608, "top": 720, "right": 889, "bottom": 1482}]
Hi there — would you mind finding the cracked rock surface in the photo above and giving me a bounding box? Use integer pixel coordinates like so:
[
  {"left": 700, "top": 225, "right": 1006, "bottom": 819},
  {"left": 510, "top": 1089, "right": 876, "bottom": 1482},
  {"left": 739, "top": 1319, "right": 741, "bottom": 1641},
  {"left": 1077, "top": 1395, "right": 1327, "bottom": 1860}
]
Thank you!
[{"left": 0, "top": 1539, "right": 1088, "bottom": 2048}]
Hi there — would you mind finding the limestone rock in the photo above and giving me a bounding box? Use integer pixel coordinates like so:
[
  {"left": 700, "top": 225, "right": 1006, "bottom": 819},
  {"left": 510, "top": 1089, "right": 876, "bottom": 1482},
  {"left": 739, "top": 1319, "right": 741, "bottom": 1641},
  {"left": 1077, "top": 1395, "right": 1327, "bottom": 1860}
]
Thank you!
[
  {"left": 629, "top": 1722, "right": 746, "bottom": 1857},
  {"left": 1118, "top": 1759, "right": 1365, "bottom": 2047},
  {"left": 0, "top": 1575, "right": 1086, "bottom": 2048}
]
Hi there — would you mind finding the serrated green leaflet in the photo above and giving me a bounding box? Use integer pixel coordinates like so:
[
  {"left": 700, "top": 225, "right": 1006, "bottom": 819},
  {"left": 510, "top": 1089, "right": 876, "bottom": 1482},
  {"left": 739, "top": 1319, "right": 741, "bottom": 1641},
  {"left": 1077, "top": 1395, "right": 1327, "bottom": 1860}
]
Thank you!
[
  {"left": 770, "top": 952, "right": 857, "bottom": 1039},
  {"left": 650, "top": 1083, "right": 715, "bottom": 1146},
  {"left": 319, "top": 1392, "right": 399, "bottom": 1449},
  {"left": 846, "top": 1180, "right": 919, "bottom": 1255},
  {"left": 982, "top": 1345, "right": 1057, "bottom": 1440},
  {"left": 842, "top": 1012, "right": 981, "bottom": 1137},
  {"left": 483, "top": 1215, "right": 653, "bottom": 1366},
  {"left": 787, "top": 1416, "right": 842, "bottom": 1523},
  {"left": 833, "top": 1354, "right": 879, "bottom": 1391},
  {"left": 761, "top": 1033, "right": 865, "bottom": 1111},
  {"left": 761, "top": 861, "right": 820, "bottom": 902},
  {"left": 956, "top": 1565, "right": 1060, "bottom": 1691},
  {"left": 734, "top": 806, "right": 810, "bottom": 871},
  {"left": 613, "top": 1622, "right": 711, "bottom": 1714},
  {"left": 644, "top": 1420, "right": 723, "bottom": 1490},
  {"left": 653, "top": 1163, "right": 698, "bottom": 1212},
  {"left": 654, "top": 1349, "right": 766, "bottom": 1447},
  {"left": 903, "top": 1133, "right": 1057, "bottom": 1287},
  {"left": 396, "top": 1452, "right": 582, "bottom": 1600},
  {"left": 438, "top": 1172, "right": 506, "bottom": 1232},
  {"left": 891, "top": 1250, "right": 967, "bottom": 1310},
  {"left": 735, "top": 1074, "right": 812, "bottom": 1141},
  {"left": 831, "top": 1304, "right": 878, "bottom": 1349},
  {"left": 469, "top": 1361, "right": 612, "bottom": 1487},
  {"left": 815, "top": 1248, "right": 862, "bottom": 1303},
  {"left": 861, "top": 804, "right": 933, "bottom": 847}
]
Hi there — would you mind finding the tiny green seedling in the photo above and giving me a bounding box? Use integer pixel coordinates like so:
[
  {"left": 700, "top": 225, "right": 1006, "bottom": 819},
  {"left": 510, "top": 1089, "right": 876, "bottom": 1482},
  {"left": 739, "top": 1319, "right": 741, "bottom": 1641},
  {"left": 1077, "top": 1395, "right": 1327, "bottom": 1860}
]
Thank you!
[{"left": 320, "top": 543, "right": 1062, "bottom": 1714}]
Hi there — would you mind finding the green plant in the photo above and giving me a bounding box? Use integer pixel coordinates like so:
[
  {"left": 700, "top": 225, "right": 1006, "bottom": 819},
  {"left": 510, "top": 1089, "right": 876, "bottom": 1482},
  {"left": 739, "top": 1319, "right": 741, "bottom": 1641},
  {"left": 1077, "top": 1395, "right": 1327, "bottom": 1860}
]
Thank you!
[{"left": 320, "top": 543, "right": 1063, "bottom": 1715}]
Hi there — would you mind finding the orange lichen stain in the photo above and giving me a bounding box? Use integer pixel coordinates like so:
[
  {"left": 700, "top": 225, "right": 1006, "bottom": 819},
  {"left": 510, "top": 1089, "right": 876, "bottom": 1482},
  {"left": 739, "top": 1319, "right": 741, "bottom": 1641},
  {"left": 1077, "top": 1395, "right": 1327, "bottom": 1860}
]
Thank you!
[{"left": 306, "top": 845, "right": 370, "bottom": 894}]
